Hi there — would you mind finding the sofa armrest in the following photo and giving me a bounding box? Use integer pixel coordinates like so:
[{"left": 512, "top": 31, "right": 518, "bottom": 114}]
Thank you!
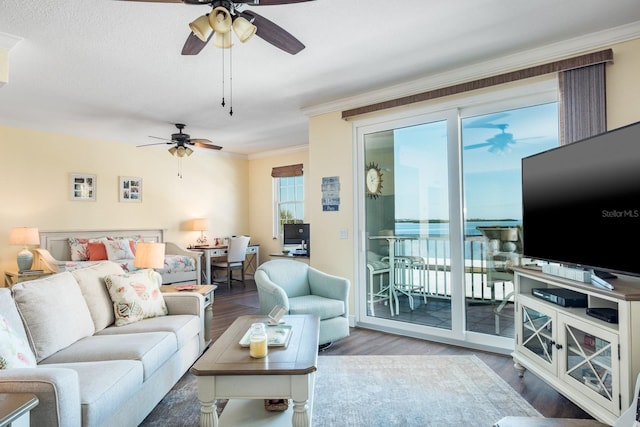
[
  {"left": 163, "top": 292, "right": 205, "bottom": 317},
  {"left": 0, "top": 367, "right": 81, "bottom": 427},
  {"left": 32, "top": 248, "right": 63, "bottom": 273},
  {"left": 165, "top": 242, "right": 202, "bottom": 285},
  {"left": 255, "top": 270, "right": 290, "bottom": 315},
  {"left": 308, "top": 268, "right": 350, "bottom": 317}
]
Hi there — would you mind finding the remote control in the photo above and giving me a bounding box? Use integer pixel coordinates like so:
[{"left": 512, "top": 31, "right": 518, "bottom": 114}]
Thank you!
[{"left": 591, "top": 273, "right": 614, "bottom": 290}]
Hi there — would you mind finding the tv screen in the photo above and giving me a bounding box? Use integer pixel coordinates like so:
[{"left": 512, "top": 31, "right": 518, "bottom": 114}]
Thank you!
[
  {"left": 522, "top": 120, "right": 640, "bottom": 277},
  {"left": 283, "top": 223, "right": 310, "bottom": 245}
]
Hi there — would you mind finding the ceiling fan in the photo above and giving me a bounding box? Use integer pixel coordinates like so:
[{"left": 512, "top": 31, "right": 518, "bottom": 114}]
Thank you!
[
  {"left": 121, "top": 0, "right": 315, "bottom": 56},
  {"left": 137, "top": 123, "right": 222, "bottom": 157},
  {"left": 463, "top": 113, "right": 540, "bottom": 154}
]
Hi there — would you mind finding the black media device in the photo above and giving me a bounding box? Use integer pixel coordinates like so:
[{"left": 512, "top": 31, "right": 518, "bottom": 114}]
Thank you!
[
  {"left": 521, "top": 120, "right": 640, "bottom": 279},
  {"left": 531, "top": 288, "right": 587, "bottom": 308},
  {"left": 283, "top": 223, "right": 310, "bottom": 256},
  {"left": 586, "top": 307, "right": 619, "bottom": 324}
]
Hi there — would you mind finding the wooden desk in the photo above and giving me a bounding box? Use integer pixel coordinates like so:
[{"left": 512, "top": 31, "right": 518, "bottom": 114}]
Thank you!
[
  {"left": 193, "top": 245, "right": 260, "bottom": 285},
  {"left": 161, "top": 284, "right": 216, "bottom": 346},
  {"left": 190, "top": 314, "right": 319, "bottom": 427},
  {"left": 0, "top": 393, "right": 38, "bottom": 427}
]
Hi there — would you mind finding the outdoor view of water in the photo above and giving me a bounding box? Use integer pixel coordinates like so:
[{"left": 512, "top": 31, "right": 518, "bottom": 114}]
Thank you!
[{"left": 395, "top": 220, "right": 521, "bottom": 237}]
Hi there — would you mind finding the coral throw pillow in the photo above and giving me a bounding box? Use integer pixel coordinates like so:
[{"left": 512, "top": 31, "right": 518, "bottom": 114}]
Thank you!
[
  {"left": 104, "top": 269, "right": 167, "bottom": 326},
  {"left": 0, "top": 315, "right": 37, "bottom": 369},
  {"left": 88, "top": 242, "right": 108, "bottom": 261}
]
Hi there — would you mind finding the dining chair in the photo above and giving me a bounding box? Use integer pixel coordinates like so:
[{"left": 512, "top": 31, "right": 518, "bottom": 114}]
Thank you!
[{"left": 211, "top": 235, "right": 250, "bottom": 288}]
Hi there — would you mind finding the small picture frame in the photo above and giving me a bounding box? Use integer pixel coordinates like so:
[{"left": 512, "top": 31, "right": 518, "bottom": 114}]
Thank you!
[
  {"left": 119, "top": 176, "right": 142, "bottom": 203},
  {"left": 70, "top": 173, "right": 96, "bottom": 201},
  {"left": 268, "top": 305, "right": 286, "bottom": 325}
]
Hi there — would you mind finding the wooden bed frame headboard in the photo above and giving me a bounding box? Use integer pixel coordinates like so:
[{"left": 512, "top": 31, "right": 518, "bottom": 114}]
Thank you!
[{"left": 39, "top": 229, "right": 165, "bottom": 262}]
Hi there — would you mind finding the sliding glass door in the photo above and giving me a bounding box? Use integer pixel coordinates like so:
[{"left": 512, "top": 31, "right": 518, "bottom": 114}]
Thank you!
[{"left": 357, "top": 84, "right": 559, "bottom": 350}]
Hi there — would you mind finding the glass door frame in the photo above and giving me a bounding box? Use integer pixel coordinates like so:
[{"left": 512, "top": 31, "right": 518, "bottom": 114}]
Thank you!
[{"left": 352, "top": 78, "right": 559, "bottom": 353}]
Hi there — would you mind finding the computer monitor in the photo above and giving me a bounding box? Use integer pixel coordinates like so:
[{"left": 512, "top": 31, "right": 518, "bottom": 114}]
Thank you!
[{"left": 283, "top": 223, "right": 310, "bottom": 255}]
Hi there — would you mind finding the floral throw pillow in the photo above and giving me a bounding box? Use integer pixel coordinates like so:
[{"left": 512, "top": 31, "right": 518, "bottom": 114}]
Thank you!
[
  {"left": 102, "top": 238, "right": 135, "bottom": 261},
  {"left": 104, "top": 269, "right": 167, "bottom": 326},
  {"left": 69, "top": 238, "right": 89, "bottom": 261},
  {"left": 0, "top": 315, "right": 37, "bottom": 369}
]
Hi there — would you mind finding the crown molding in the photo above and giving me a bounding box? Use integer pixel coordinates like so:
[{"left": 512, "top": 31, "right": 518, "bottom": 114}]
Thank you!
[
  {"left": 302, "top": 21, "right": 640, "bottom": 118},
  {"left": 0, "top": 32, "right": 23, "bottom": 50}
]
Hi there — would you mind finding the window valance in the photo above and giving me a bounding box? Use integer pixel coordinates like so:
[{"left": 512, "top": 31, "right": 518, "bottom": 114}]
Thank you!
[{"left": 271, "top": 163, "right": 304, "bottom": 178}]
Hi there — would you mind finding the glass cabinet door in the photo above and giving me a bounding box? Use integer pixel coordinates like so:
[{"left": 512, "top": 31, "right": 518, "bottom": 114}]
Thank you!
[
  {"left": 559, "top": 314, "right": 619, "bottom": 409},
  {"left": 518, "top": 296, "right": 556, "bottom": 371}
]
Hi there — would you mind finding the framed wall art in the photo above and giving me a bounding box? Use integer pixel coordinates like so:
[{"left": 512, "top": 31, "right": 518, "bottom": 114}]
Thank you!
[
  {"left": 70, "top": 173, "right": 96, "bottom": 201},
  {"left": 119, "top": 176, "right": 142, "bottom": 202}
]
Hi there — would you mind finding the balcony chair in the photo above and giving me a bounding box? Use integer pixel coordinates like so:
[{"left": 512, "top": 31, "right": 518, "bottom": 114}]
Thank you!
[
  {"left": 366, "top": 251, "right": 392, "bottom": 316},
  {"left": 254, "top": 259, "right": 350, "bottom": 346},
  {"left": 211, "top": 235, "right": 250, "bottom": 288}
]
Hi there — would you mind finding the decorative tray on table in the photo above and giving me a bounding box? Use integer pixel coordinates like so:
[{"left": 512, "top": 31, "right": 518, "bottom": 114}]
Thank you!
[{"left": 239, "top": 324, "right": 293, "bottom": 348}]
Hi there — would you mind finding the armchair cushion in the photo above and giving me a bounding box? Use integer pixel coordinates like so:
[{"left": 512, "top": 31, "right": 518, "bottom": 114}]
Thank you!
[{"left": 288, "top": 295, "right": 345, "bottom": 320}]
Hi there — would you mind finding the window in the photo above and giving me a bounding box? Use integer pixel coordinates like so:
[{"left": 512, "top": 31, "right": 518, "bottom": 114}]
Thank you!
[{"left": 272, "top": 164, "right": 304, "bottom": 238}]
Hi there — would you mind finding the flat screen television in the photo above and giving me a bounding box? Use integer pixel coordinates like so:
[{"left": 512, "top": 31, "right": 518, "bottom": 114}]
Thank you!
[
  {"left": 283, "top": 223, "right": 310, "bottom": 247},
  {"left": 521, "top": 120, "right": 640, "bottom": 278}
]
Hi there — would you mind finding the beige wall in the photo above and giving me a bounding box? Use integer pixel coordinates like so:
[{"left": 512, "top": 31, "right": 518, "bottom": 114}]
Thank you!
[
  {"left": 0, "top": 126, "right": 249, "bottom": 277},
  {"left": 0, "top": 48, "right": 8, "bottom": 84}
]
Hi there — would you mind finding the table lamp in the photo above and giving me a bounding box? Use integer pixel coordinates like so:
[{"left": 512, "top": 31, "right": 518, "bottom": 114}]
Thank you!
[
  {"left": 9, "top": 227, "right": 40, "bottom": 272},
  {"left": 134, "top": 242, "right": 166, "bottom": 269},
  {"left": 190, "top": 218, "right": 209, "bottom": 246}
]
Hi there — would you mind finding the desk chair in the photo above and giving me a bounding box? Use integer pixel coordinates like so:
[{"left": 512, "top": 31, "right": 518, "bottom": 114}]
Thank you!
[{"left": 211, "top": 235, "right": 250, "bottom": 288}]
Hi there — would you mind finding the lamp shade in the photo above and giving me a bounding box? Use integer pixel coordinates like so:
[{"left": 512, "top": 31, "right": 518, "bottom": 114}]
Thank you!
[
  {"left": 213, "top": 31, "right": 233, "bottom": 49},
  {"left": 10, "top": 227, "right": 40, "bottom": 246},
  {"left": 134, "top": 242, "right": 166, "bottom": 269},
  {"left": 233, "top": 16, "right": 257, "bottom": 43},
  {"left": 189, "top": 14, "right": 213, "bottom": 42},
  {"left": 209, "top": 6, "right": 232, "bottom": 33},
  {"left": 190, "top": 218, "right": 209, "bottom": 232}
]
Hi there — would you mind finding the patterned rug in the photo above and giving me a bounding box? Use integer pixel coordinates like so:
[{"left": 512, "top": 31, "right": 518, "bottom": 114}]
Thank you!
[{"left": 140, "top": 355, "right": 541, "bottom": 427}]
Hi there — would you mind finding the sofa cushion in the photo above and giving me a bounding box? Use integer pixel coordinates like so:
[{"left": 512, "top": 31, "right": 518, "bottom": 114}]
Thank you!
[
  {"left": 289, "top": 295, "right": 345, "bottom": 320},
  {"left": 105, "top": 269, "right": 168, "bottom": 326},
  {"left": 71, "top": 261, "right": 126, "bottom": 332},
  {"left": 40, "top": 332, "right": 176, "bottom": 380},
  {"left": 0, "top": 314, "right": 37, "bottom": 369},
  {"left": 96, "top": 314, "right": 200, "bottom": 348},
  {"left": 12, "top": 272, "right": 95, "bottom": 362},
  {"left": 45, "top": 360, "right": 143, "bottom": 427}
]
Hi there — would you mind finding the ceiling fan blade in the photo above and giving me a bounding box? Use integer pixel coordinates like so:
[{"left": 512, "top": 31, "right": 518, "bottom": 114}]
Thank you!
[
  {"left": 243, "top": 0, "right": 316, "bottom": 4},
  {"left": 148, "top": 135, "right": 175, "bottom": 143},
  {"left": 193, "top": 141, "right": 223, "bottom": 150},
  {"left": 463, "top": 142, "right": 493, "bottom": 150},
  {"left": 137, "top": 141, "right": 172, "bottom": 147},
  {"left": 117, "top": 0, "right": 183, "bottom": 3},
  {"left": 182, "top": 32, "right": 211, "bottom": 55},
  {"left": 243, "top": 10, "right": 305, "bottom": 55}
]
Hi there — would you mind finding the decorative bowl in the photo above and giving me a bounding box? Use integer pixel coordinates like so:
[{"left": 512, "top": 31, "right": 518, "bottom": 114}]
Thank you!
[{"left": 281, "top": 250, "right": 290, "bottom": 255}]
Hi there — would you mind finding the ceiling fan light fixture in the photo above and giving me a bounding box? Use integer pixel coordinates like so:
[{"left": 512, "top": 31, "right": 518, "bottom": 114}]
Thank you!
[
  {"left": 176, "top": 146, "right": 187, "bottom": 157},
  {"left": 189, "top": 14, "right": 213, "bottom": 42},
  {"left": 185, "top": 147, "right": 194, "bottom": 156},
  {"left": 232, "top": 17, "right": 257, "bottom": 43},
  {"left": 213, "top": 31, "right": 233, "bottom": 49},
  {"left": 209, "top": 6, "right": 232, "bottom": 33},
  {"left": 168, "top": 146, "right": 177, "bottom": 156}
]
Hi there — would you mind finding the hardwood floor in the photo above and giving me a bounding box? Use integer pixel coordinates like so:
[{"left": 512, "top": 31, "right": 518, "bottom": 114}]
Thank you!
[{"left": 210, "top": 279, "right": 594, "bottom": 421}]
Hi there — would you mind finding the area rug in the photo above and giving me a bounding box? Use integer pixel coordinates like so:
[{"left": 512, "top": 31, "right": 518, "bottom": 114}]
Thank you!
[{"left": 140, "top": 355, "right": 541, "bottom": 427}]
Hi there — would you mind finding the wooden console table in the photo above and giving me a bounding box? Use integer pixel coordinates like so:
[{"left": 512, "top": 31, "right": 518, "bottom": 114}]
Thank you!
[{"left": 0, "top": 393, "right": 38, "bottom": 427}]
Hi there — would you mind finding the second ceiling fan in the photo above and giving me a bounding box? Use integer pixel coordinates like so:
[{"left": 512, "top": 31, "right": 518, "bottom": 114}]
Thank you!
[{"left": 122, "top": 0, "right": 315, "bottom": 55}]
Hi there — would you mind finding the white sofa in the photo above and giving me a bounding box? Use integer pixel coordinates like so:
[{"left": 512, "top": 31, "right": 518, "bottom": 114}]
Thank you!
[
  {"left": 32, "top": 229, "right": 202, "bottom": 285},
  {"left": 0, "top": 261, "right": 206, "bottom": 427}
]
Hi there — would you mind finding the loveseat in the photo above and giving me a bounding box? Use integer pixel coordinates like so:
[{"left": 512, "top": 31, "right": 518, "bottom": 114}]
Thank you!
[
  {"left": 32, "top": 229, "right": 202, "bottom": 285},
  {"left": 0, "top": 261, "right": 206, "bottom": 427}
]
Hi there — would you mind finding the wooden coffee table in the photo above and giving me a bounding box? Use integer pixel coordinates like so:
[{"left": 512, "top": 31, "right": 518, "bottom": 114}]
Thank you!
[{"left": 190, "top": 314, "right": 319, "bottom": 427}]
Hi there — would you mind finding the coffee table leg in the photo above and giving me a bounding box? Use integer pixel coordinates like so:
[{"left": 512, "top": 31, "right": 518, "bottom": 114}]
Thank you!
[
  {"left": 291, "top": 399, "right": 310, "bottom": 427},
  {"left": 196, "top": 377, "right": 218, "bottom": 427}
]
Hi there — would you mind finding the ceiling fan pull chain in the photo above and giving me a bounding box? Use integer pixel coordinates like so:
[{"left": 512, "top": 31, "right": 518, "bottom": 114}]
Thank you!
[
  {"left": 221, "top": 42, "right": 226, "bottom": 108},
  {"left": 229, "top": 40, "right": 233, "bottom": 116}
]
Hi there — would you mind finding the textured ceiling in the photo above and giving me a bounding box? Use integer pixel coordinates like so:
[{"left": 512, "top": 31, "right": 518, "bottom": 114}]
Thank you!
[{"left": 1, "top": 0, "right": 640, "bottom": 157}]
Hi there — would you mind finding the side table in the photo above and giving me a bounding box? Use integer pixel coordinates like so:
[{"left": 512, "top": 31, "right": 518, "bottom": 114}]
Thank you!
[
  {"left": 161, "top": 284, "right": 217, "bottom": 346},
  {"left": 0, "top": 393, "right": 39, "bottom": 427},
  {"left": 4, "top": 271, "right": 53, "bottom": 287}
]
